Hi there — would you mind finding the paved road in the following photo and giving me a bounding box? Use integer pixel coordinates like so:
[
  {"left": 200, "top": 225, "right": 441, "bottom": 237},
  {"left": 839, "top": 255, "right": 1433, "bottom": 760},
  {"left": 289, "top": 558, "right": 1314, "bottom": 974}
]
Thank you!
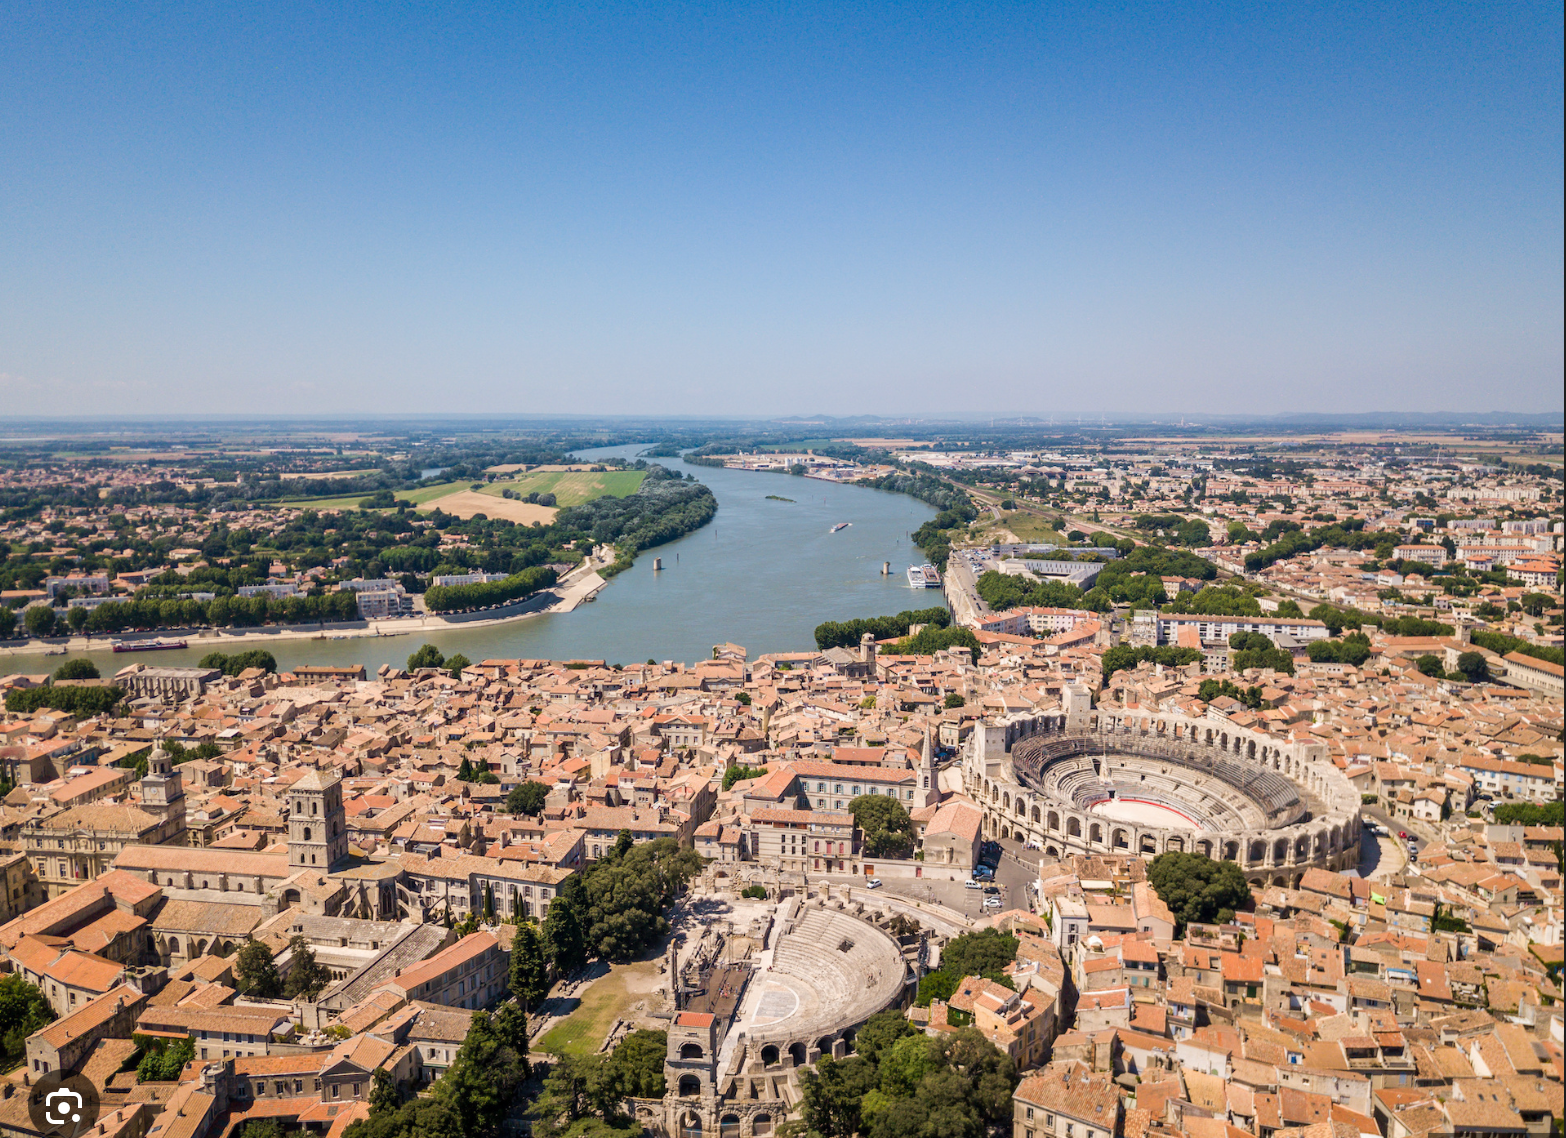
[
  {"left": 857, "top": 873, "right": 1002, "bottom": 922},
  {"left": 943, "top": 552, "right": 987, "bottom": 625},
  {"left": 813, "top": 874, "right": 977, "bottom": 937},
  {"left": 1358, "top": 804, "right": 1431, "bottom": 879}
]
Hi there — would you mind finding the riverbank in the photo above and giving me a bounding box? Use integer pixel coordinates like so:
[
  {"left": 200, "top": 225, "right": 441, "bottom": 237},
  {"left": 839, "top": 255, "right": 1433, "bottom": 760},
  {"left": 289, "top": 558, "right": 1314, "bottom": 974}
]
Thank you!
[
  {"left": 0, "top": 447, "right": 936, "bottom": 675},
  {"left": 0, "top": 555, "right": 613, "bottom": 663}
]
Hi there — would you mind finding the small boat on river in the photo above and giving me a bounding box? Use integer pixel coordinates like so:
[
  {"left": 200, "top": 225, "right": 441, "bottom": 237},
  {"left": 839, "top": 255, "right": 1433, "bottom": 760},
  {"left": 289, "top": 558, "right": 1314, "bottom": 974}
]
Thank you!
[
  {"left": 830, "top": 522, "right": 851, "bottom": 533},
  {"left": 112, "top": 638, "right": 188, "bottom": 653}
]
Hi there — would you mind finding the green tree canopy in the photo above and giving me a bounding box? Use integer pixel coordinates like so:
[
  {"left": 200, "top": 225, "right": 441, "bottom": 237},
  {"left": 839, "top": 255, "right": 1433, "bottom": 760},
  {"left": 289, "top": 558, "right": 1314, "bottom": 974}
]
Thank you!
[
  {"left": 136, "top": 1035, "right": 195, "bottom": 1082},
  {"left": 915, "top": 970, "right": 959, "bottom": 1008},
  {"left": 605, "top": 1028, "right": 666, "bottom": 1099},
  {"left": 1146, "top": 851, "right": 1251, "bottom": 933},
  {"left": 507, "top": 780, "right": 551, "bottom": 815},
  {"left": 938, "top": 928, "right": 1018, "bottom": 984},
  {"left": 0, "top": 974, "right": 53, "bottom": 1060},
  {"left": 52, "top": 658, "right": 100, "bottom": 681},
  {"left": 4, "top": 683, "right": 124, "bottom": 717},
  {"left": 283, "top": 935, "right": 330, "bottom": 999},
  {"left": 407, "top": 643, "right": 446, "bottom": 671},
  {"left": 199, "top": 649, "right": 279, "bottom": 675},
  {"left": 544, "top": 877, "right": 588, "bottom": 969},
  {"left": 582, "top": 837, "right": 703, "bottom": 961},
  {"left": 24, "top": 605, "right": 57, "bottom": 638},
  {"left": 368, "top": 1067, "right": 401, "bottom": 1116},
  {"left": 801, "top": 1025, "right": 1019, "bottom": 1138},
  {"left": 235, "top": 937, "right": 281, "bottom": 999},
  {"left": 849, "top": 794, "right": 915, "bottom": 858},
  {"left": 1455, "top": 651, "right": 1491, "bottom": 683},
  {"left": 1307, "top": 633, "right": 1372, "bottom": 667},
  {"left": 1493, "top": 801, "right": 1564, "bottom": 826},
  {"left": 722, "top": 764, "right": 768, "bottom": 791},
  {"left": 851, "top": 1008, "right": 918, "bottom": 1066},
  {"left": 814, "top": 606, "right": 952, "bottom": 651},
  {"left": 511, "top": 921, "right": 549, "bottom": 1009}
]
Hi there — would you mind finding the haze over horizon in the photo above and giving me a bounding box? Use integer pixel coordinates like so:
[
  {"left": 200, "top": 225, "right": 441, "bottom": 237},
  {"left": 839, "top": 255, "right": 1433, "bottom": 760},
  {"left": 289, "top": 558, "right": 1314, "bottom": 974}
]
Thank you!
[{"left": 2, "top": 3, "right": 1561, "bottom": 418}]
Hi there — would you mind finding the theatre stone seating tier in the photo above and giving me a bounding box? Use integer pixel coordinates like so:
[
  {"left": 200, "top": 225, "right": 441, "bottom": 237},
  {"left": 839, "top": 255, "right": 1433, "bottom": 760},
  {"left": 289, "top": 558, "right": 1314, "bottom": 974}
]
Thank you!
[{"left": 745, "top": 904, "right": 908, "bottom": 1062}]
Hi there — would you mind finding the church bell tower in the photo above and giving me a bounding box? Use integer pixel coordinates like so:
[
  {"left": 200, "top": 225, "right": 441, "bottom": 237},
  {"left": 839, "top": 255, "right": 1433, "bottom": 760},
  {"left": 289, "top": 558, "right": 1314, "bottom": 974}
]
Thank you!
[
  {"left": 139, "top": 737, "right": 187, "bottom": 837},
  {"left": 288, "top": 768, "right": 349, "bottom": 871}
]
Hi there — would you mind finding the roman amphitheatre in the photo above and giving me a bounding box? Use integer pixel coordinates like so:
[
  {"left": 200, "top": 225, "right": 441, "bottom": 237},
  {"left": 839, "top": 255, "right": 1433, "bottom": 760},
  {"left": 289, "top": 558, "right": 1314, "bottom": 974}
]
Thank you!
[{"left": 965, "top": 691, "right": 1362, "bottom": 886}]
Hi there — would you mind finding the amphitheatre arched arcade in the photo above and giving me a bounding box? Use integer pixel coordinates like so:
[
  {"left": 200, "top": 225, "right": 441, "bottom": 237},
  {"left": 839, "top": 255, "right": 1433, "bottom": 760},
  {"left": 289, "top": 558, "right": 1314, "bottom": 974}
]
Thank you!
[{"left": 965, "top": 702, "right": 1361, "bottom": 886}]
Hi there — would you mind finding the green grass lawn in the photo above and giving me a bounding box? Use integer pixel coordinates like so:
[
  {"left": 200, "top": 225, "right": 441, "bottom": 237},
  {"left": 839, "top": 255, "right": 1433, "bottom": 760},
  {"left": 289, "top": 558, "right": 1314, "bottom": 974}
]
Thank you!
[
  {"left": 479, "top": 470, "right": 645, "bottom": 507},
  {"left": 1003, "top": 512, "right": 1068, "bottom": 545},
  {"left": 269, "top": 480, "right": 468, "bottom": 510},
  {"left": 535, "top": 965, "right": 650, "bottom": 1057},
  {"left": 397, "top": 480, "right": 473, "bottom": 504},
  {"left": 269, "top": 493, "right": 386, "bottom": 511}
]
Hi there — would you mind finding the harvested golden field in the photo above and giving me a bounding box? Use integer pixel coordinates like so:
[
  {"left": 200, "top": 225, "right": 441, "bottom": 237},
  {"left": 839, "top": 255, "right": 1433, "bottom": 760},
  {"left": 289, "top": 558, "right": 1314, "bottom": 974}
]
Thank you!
[{"left": 415, "top": 490, "right": 558, "bottom": 524}]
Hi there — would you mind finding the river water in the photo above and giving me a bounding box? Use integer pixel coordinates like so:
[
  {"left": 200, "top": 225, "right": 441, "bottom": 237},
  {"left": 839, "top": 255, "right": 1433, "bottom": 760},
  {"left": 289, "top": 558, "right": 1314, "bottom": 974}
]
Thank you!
[{"left": 8, "top": 446, "right": 938, "bottom": 674}]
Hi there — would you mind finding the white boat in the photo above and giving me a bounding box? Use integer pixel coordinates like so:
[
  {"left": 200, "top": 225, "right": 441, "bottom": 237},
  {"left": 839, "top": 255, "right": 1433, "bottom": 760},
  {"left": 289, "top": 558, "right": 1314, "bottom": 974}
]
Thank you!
[
  {"left": 907, "top": 564, "right": 941, "bottom": 588},
  {"left": 830, "top": 522, "right": 851, "bottom": 533}
]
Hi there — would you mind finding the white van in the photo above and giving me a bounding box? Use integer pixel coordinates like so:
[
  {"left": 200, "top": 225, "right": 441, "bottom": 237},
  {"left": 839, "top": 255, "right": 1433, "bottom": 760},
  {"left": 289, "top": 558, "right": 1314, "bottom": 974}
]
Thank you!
[{"left": 964, "top": 878, "right": 982, "bottom": 889}]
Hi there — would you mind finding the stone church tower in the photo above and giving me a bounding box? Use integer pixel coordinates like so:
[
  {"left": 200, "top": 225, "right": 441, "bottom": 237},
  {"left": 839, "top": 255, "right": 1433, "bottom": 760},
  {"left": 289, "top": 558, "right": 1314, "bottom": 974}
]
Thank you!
[
  {"left": 139, "top": 737, "right": 187, "bottom": 838},
  {"left": 288, "top": 768, "right": 349, "bottom": 871}
]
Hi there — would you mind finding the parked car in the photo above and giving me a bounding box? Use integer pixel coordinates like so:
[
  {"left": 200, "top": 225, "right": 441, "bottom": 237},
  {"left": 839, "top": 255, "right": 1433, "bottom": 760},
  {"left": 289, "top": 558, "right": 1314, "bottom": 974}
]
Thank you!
[
  {"left": 866, "top": 878, "right": 883, "bottom": 889},
  {"left": 983, "top": 896, "right": 1003, "bottom": 909},
  {"left": 982, "top": 884, "right": 1000, "bottom": 895},
  {"left": 1399, "top": 831, "right": 1408, "bottom": 839},
  {"left": 964, "top": 878, "right": 982, "bottom": 889}
]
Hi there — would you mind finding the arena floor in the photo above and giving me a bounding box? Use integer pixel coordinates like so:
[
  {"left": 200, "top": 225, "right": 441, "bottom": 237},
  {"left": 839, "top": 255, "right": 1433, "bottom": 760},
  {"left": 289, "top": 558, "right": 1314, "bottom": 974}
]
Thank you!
[{"left": 1087, "top": 797, "right": 1199, "bottom": 829}]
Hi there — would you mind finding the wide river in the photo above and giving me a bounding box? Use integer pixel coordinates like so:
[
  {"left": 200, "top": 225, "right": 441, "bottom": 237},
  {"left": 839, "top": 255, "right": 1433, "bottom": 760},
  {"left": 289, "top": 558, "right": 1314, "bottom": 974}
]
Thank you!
[{"left": 9, "top": 446, "right": 938, "bottom": 674}]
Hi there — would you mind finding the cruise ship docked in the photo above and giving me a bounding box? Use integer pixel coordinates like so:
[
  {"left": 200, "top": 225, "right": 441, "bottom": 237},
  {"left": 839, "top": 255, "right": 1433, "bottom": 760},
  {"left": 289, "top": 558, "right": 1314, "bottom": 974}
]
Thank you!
[{"left": 907, "top": 564, "right": 941, "bottom": 588}]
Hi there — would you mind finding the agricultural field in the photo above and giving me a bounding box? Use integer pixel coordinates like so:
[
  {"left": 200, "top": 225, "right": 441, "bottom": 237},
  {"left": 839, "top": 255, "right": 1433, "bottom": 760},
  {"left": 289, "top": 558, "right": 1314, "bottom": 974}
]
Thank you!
[
  {"left": 272, "top": 480, "right": 466, "bottom": 511},
  {"left": 416, "top": 490, "right": 557, "bottom": 524},
  {"left": 264, "top": 471, "right": 642, "bottom": 517},
  {"left": 479, "top": 469, "right": 645, "bottom": 507}
]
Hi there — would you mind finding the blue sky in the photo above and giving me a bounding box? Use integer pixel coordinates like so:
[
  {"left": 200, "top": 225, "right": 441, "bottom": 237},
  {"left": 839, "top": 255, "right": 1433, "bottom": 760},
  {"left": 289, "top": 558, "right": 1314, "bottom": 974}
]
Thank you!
[{"left": 2, "top": 2, "right": 1560, "bottom": 417}]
